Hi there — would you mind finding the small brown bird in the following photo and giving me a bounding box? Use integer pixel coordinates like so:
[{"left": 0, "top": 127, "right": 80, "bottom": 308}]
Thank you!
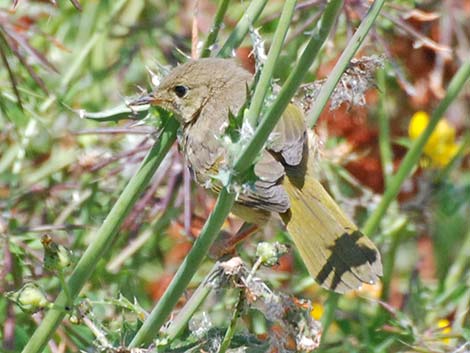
[{"left": 143, "top": 58, "right": 382, "bottom": 293}]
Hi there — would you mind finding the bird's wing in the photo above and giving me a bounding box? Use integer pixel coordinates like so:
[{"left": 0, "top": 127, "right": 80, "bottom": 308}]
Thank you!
[
  {"left": 234, "top": 103, "right": 307, "bottom": 213},
  {"left": 267, "top": 103, "right": 307, "bottom": 166},
  {"left": 236, "top": 151, "right": 290, "bottom": 213}
]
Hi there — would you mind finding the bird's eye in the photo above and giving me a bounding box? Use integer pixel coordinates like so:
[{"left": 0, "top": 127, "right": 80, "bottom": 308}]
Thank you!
[{"left": 173, "top": 85, "right": 188, "bottom": 98}]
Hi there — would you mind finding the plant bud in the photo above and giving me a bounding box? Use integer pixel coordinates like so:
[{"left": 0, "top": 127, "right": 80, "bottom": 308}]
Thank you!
[
  {"left": 7, "top": 283, "right": 49, "bottom": 312},
  {"left": 256, "top": 242, "right": 289, "bottom": 267},
  {"left": 41, "top": 234, "right": 72, "bottom": 272}
]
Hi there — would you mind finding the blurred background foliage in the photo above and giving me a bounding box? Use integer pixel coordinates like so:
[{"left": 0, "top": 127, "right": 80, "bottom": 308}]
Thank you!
[{"left": 0, "top": 0, "right": 469, "bottom": 352}]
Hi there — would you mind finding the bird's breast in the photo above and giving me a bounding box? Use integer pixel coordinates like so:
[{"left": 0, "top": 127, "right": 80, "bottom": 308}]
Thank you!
[{"left": 180, "top": 116, "right": 227, "bottom": 187}]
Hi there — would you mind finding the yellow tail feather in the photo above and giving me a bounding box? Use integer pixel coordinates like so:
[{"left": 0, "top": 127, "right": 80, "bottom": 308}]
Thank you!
[{"left": 280, "top": 166, "right": 382, "bottom": 293}]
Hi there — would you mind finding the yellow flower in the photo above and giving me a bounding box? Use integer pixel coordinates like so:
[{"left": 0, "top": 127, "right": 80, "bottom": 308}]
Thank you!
[
  {"left": 408, "top": 111, "right": 459, "bottom": 167},
  {"left": 437, "top": 319, "right": 451, "bottom": 344},
  {"left": 310, "top": 303, "right": 324, "bottom": 320}
]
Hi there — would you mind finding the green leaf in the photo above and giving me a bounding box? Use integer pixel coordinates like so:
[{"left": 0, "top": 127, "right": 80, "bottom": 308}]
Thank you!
[{"left": 76, "top": 103, "right": 150, "bottom": 122}]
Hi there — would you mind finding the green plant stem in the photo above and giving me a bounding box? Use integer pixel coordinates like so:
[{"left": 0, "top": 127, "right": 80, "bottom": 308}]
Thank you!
[
  {"left": 63, "top": 323, "right": 93, "bottom": 348},
  {"left": 245, "top": 0, "right": 297, "bottom": 127},
  {"left": 129, "top": 189, "right": 237, "bottom": 346},
  {"left": 106, "top": 210, "right": 175, "bottom": 273},
  {"left": 380, "top": 218, "right": 408, "bottom": 301},
  {"left": 307, "top": 0, "right": 386, "bottom": 128},
  {"left": 218, "top": 0, "right": 269, "bottom": 58},
  {"left": 377, "top": 68, "right": 393, "bottom": 187},
  {"left": 130, "top": 1, "right": 344, "bottom": 346},
  {"left": 362, "top": 61, "right": 470, "bottom": 235},
  {"left": 57, "top": 271, "right": 73, "bottom": 311},
  {"left": 0, "top": 144, "right": 19, "bottom": 174},
  {"left": 165, "top": 263, "right": 220, "bottom": 340},
  {"left": 219, "top": 290, "right": 244, "bottom": 353},
  {"left": 39, "top": 0, "right": 129, "bottom": 112},
  {"left": 234, "top": 0, "right": 344, "bottom": 173},
  {"left": 0, "top": 33, "right": 23, "bottom": 110},
  {"left": 444, "top": 227, "right": 470, "bottom": 291},
  {"left": 320, "top": 293, "right": 339, "bottom": 341},
  {"left": 20, "top": 116, "right": 179, "bottom": 353},
  {"left": 82, "top": 317, "right": 111, "bottom": 348},
  {"left": 60, "top": 0, "right": 128, "bottom": 91},
  {"left": 201, "top": 0, "right": 230, "bottom": 58},
  {"left": 453, "top": 281, "right": 470, "bottom": 331}
]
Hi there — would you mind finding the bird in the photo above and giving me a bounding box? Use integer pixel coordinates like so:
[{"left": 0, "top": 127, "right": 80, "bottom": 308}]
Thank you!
[{"left": 139, "top": 57, "right": 382, "bottom": 293}]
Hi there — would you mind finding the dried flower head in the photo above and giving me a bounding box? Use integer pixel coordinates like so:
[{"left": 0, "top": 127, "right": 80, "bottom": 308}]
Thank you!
[{"left": 298, "top": 55, "right": 385, "bottom": 113}]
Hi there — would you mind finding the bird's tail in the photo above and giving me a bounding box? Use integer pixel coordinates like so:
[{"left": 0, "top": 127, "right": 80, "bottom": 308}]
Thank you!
[{"left": 280, "top": 164, "right": 382, "bottom": 293}]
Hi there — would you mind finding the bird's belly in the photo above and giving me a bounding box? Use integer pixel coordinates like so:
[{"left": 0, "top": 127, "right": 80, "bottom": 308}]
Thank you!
[{"left": 231, "top": 203, "right": 272, "bottom": 225}]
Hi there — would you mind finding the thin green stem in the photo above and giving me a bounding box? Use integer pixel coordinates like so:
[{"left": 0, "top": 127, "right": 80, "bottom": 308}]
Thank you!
[
  {"left": 306, "top": 0, "right": 386, "bottom": 128},
  {"left": 320, "top": 293, "right": 339, "bottom": 342},
  {"left": 60, "top": 0, "right": 128, "bottom": 90},
  {"left": 20, "top": 116, "right": 179, "bottom": 353},
  {"left": 57, "top": 271, "right": 73, "bottom": 311},
  {"left": 219, "top": 290, "right": 244, "bottom": 353},
  {"left": 130, "top": 1, "right": 344, "bottom": 346},
  {"left": 39, "top": 0, "right": 129, "bottom": 112},
  {"left": 63, "top": 323, "right": 93, "bottom": 348},
  {"left": 165, "top": 263, "right": 220, "bottom": 340},
  {"left": 377, "top": 68, "right": 393, "bottom": 188},
  {"left": 218, "top": 0, "right": 269, "bottom": 58},
  {"left": 60, "top": 34, "right": 101, "bottom": 91},
  {"left": 0, "top": 33, "right": 23, "bottom": 110},
  {"left": 245, "top": 0, "right": 297, "bottom": 127},
  {"left": 444, "top": 227, "right": 470, "bottom": 291},
  {"left": 246, "top": 257, "right": 263, "bottom": 283},
  {"left": 380, "top": 218, "right": 408, "bottom": 301},
  {"left": 201, "top": 0, "right": 230, "bottom": 58},
  {"left": 234, "top": 0, "right": 344, "bottom": 173},
  {"left": 363, "top": 61, "right": 470, "bottom": 235},
  {"left": 453, "top": 282, "right": 470, "bottom": 331}
]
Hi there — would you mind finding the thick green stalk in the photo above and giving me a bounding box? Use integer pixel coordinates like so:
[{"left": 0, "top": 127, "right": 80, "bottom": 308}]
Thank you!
[
  {"left": 363, "top": 61, "right": 470, "bottom": 235},
  {"left": 130, "top": 1, "right": 344, "bottom": 346},
  {"left": 129, "top": 189, "right": 237, "bottom": 346},
  {"left": 201, "top": 0, "right": 230, "bottom": 58},
  {"left": 218, "top": 0, "right": 269, "bottom": 58},
  {"left": 245, "top": 0, "right": 297, "bottom": 127},
  {"left": 20, "top": 116, "right": 179, "bottom": 353},
  {"left": 306, "top": 0, "right": 386, "bottom": 128},
  {"left": 234, "top": 0, "right": 344, "bottom": 173}
]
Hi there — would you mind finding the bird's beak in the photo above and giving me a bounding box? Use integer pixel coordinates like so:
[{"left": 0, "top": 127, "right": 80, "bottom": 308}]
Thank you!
[
  {"left": 129, "top": 91, "right": 168, "bottom": 106},
  {"left": 129, "top": 92, "right": 165, "bottom": 107}
]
